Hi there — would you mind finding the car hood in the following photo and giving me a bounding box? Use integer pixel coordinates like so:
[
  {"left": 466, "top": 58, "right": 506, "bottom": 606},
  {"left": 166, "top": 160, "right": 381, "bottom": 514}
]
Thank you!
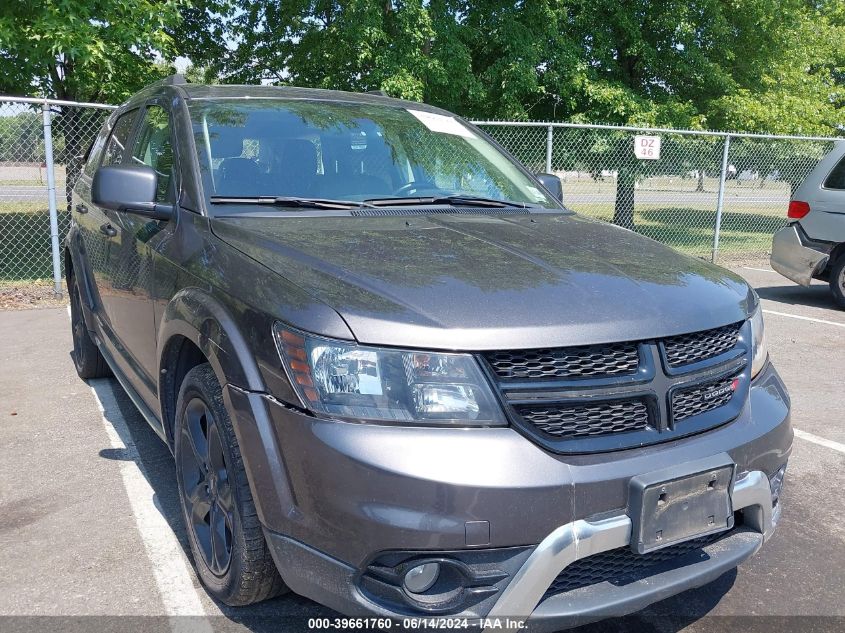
[{"left": 211, "top": 212, "right": 754, "bottom": 350}]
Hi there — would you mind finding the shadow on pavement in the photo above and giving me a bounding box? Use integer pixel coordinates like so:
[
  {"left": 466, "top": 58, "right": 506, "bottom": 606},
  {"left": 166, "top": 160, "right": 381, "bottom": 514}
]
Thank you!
[
  {"left": 89, "top": 372, "right": 335, "bottom": 631},
  {"left": 755, "top": 284, "right": 839, "bottom": 311}
]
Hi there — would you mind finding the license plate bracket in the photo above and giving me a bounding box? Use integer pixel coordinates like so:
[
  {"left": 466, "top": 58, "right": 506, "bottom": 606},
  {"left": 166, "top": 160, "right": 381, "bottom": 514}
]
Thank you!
[{"left": 629, "top": 455, "right": 735, "bottom": 555}]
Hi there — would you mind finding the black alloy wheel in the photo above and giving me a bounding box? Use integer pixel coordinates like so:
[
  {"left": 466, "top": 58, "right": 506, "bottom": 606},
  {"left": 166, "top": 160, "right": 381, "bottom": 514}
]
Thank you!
[
  {"left": 174, "top": 363, "right": 286, "bottom": 605},
  {"left": 178, "top": 396, "right": 235, "bottom": 576}
]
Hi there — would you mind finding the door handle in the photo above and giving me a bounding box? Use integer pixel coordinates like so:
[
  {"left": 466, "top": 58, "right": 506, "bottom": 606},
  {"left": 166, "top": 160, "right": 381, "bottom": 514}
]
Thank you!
[
  {"left": 99, "top": 223, "right": 117, "bottom": 237},
  {"left": 74, "top": 203, "right": 88, "bottom": 214}
]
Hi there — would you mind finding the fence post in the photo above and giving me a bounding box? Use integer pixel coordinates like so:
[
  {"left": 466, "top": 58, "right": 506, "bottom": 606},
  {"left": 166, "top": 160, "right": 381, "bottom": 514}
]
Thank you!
[
  {"left": 545, "top": 125, "right": 553, "bottom": 173},
  {"left": 711, "top": 134, "right": 731, "bottom": 264},
  {"left": 41, "top": 101, "right": 63, "bottom": 296}
]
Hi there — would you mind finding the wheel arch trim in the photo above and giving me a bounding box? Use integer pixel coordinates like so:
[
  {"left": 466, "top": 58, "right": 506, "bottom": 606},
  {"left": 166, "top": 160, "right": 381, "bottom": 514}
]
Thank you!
[
  {"left": 158, "top": 287, "right": 265, "bottom": 391},
  {"left": 158, "top": 289, "right": 299, "bottom": 531},
  {"left": 158, "top": 288, "right": 266, "bottom": 445}
]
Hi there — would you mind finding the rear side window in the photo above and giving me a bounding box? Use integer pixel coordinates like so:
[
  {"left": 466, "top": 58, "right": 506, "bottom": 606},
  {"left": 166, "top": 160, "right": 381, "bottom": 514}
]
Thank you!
[
  {"left": 131, "top": 105, "right": 175, "bottom": 202},
  {"left": 101, "top": 110, "right": 137, "bottom": 167},
  {"left": 83, "top": 125, "right": 111, "bottom": 178},
  {"left": 824, "top": 156, "right": 845, "bottom": 190}
]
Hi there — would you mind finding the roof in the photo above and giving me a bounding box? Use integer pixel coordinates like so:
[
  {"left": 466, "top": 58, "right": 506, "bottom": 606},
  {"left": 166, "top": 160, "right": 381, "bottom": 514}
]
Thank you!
[
  {"left": 114, "top": 80, "right": 455, "bottom": 122},
  {"left": 177, "top": 83, "right": 442, "bottom": 112}
]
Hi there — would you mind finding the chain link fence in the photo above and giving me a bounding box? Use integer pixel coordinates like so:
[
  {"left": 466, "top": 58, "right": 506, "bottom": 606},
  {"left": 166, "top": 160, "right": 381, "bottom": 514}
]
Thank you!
[
  {"left": 0, "top": 97, "right": 113, "bottom": 304},
  {"left": 0, "top": 97, "right": 839, "bottom": 307},
  {"left": 475, "top": 121, "right": 837, "bottom": 262}
]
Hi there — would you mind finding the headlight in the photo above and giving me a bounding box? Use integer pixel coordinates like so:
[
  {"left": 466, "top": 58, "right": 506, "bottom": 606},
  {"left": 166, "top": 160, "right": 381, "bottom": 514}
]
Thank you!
[
  {"left": 274, "top": 324, "right": 505, "bottom": 426},
  {"left": 749, "top": 305, "right": 768, "bottom": 378}
]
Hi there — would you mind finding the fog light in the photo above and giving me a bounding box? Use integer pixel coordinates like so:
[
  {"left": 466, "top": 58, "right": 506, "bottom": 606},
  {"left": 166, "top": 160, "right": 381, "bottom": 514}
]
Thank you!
[
  {"left": 403, "top": 562, "right": 440, "bottom": 594},
  {"left": 769, "top": 464, "right": 786, "bottom": 506}
]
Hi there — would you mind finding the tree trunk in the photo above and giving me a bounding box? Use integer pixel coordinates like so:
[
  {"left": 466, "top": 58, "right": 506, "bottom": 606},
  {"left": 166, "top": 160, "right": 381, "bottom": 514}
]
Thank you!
[
  {"left": 614, "top": 168, "right": 636, "bottom": 229},
  {"left": 696, "top": 169, "right": 705, "bottom": 192},
  {"left": 60, "top": 107, "right": 82, "bottom": 212}
]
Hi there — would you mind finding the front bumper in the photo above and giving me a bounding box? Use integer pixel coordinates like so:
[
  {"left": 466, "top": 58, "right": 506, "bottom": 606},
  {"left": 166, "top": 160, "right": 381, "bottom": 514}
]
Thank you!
[
  {"left": 771, "top": 224, "right": 830, "bottom": 286},
  {"left": 224, "top": 362, "right": 791, "bottom": 624},
  {"left": 485, "top": 469, "right": 775, "bottom": 630},
  {"left": 258, "top": 470, "right": 781, "bottom": 629}
]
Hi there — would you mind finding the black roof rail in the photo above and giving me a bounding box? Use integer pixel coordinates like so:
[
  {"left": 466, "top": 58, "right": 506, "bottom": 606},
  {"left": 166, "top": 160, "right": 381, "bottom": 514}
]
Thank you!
[
  {"left": 367, "top": 89, "right": 388, "bottom": 96},
  {"left": 148, "top": 74, "right": 188, "bottom": 88}
]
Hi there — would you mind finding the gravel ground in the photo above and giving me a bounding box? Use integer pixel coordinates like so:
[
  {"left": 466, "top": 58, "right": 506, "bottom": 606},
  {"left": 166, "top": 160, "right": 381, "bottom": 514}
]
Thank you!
[{"left": 0, "top": 280, "right": 67, "bottom": 311}]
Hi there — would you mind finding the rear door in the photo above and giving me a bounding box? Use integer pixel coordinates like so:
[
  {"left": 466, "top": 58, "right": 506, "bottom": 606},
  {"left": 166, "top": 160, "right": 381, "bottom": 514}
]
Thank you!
[
  {"left": 101, "top": 100, "right": 177, "bottom": 410},
  {"left": 71, "top": 108, "right": 139, "bottom": 334},
  {"left": 799, "top": 151, "right": 845, "bottom": 244}
]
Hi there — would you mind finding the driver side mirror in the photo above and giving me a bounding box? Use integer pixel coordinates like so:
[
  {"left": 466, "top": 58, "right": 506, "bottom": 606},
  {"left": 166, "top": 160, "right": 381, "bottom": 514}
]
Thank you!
[
  {"left": 92, "top": 165, "right": 173, "bottom": 221},
  {"left": 535, "top": 173, "right": 563, "bottom": 202}
]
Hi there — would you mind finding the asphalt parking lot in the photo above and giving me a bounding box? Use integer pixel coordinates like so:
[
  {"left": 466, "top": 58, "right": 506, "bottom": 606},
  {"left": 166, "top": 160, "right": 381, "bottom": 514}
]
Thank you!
[{"left": 0, "top": 264, "right": 843, "bottom": 633}]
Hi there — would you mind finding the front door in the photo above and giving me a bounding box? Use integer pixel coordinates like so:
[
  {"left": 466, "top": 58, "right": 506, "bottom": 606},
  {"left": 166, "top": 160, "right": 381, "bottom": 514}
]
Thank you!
[
  {"left": 73, "top": 108, "right": 139, "bottom": 335},
  {"left": 102, "top": 102, "right": 177, "bottom": 411}
]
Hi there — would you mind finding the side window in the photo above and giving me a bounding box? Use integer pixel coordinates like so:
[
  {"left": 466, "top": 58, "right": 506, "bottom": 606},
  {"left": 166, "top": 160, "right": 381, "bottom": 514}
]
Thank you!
[
  {"left": 824, "top": 156, "right": 845, "bottom": 190},
  {"left": 131, "top": 105, "right": 175, "bottom": 203},
  {"left": 83, "top": 124, "right": 111, "bottom": 177},
  {"left": 101, "top": 110, "right": 137, "bottom": 167}
]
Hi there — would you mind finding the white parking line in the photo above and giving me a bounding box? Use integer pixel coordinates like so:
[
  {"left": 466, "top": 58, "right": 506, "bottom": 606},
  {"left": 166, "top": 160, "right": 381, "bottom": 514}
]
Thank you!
[
  {"left": 794, "top": 428, "right": 845, "bottom": 455},
  {"left": 66, "top": 307, "right": 213, "bottom": 627},
  {"left": 762, "top": 309, "right": 845, "bottom": 328},
  {"left": 743, "top": 266, "right": 777, "bottom": 273},
  {"left": 88, "top": 378, "right": 212, "bottom": 625}
]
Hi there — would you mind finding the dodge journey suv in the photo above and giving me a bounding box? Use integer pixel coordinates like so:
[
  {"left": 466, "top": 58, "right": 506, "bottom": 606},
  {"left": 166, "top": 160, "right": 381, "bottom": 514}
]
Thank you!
[{"left": 66, "top": 76, "right": 791, "bottom": 628}]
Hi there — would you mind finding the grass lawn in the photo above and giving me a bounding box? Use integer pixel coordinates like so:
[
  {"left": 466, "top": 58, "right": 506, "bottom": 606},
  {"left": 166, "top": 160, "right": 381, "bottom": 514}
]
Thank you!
[
  {"left": 561, "top": 175, "right": 792, "bottom": 197},
  {"left": 0, "top": 202, "right": 69, "bottom": 280},
  {"left": 563, "top": 201, "right": 784, "bottom": 260},
  {"left": 0, "top": 200, "right": 51, "bottom": 214}
]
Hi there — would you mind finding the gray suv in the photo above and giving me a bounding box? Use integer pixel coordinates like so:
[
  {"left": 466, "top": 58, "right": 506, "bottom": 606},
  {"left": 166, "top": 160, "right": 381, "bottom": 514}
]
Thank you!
[{"left": 66, "top": 76, "right": 791, "bottom": 628}]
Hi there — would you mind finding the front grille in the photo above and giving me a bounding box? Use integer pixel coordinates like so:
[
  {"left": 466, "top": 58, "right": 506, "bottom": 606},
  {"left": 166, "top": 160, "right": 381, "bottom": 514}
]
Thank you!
[
  {"left": 484, "top": 342, "right": 639, "bottom": 380},
  {"left": 663, "top": 322, "right": 743, "bottom": 368},
  {"left": 672, "top": 375, "right": 737, "bottom": 422},
  {"left": 544, "top": 529, "right": 730, "bottom": 598},
  {"left": 516, "top": 399, "right": 649, "bottom": 439},
  {"left": 488, "top": 321, "right": 747, "bottom": 452}
]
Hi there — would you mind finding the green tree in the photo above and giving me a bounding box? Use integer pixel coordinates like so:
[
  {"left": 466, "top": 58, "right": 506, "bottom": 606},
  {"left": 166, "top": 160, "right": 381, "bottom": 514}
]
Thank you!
[
  {"left": 0, "top": 113, "right": 44, "bottom": 163},
  {"left": 194, "top": 0, "right": 844, "bottom": 229},
  {"left": 208, "top": 0, "right": 439, "bottom": 101},
  {"left": 511, "top": 0, "right": 843, "bottom": 226},
  {"left": 0, "top": 0, "right": 184, "bottom": 102},
  {"left": 0, "top": 0, "right": 184, "bottom": 207}
]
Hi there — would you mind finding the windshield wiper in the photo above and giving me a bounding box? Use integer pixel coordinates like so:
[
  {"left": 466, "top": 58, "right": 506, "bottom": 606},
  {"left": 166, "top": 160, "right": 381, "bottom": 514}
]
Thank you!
[
  {"left": 363, "top": 194, "right": 531, "bottom": 208},
  {"left": 210, "top": 196, "right": 374, "bottom": 210}
]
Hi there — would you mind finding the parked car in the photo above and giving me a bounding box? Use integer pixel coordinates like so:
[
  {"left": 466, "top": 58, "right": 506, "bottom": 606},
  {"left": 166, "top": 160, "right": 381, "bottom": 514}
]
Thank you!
[
  {"left": 771, "top": 141, "right": 845, "bottom": 307},
  {"left": 66, "top": 76, "right": 791, "bottom": 628}
]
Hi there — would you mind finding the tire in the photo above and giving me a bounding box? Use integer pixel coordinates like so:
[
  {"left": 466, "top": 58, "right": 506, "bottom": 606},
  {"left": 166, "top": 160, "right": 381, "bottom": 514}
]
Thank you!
[
  {"left": 830, "top": 255, "right": 845, "bottom": 309},
  {"left": 174, "top": 363, "right": 287, "bottom": 606},
  {"left": 69, "top": 269, "right": 111, "bottom": 379}
]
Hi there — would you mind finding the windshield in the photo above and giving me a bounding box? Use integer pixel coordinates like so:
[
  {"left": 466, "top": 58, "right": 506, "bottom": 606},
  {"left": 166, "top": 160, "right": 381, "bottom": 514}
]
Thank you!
[{"left": 189, "top": 99, "right": 559, "bottom": 210}]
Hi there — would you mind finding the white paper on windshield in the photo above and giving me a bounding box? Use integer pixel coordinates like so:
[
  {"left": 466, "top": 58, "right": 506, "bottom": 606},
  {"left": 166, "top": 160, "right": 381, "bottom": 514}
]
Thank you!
[
  {"left": 525, "top": 185, "right": 546, "bottom": 201},
  {"left": 407, "top": 109, "right": 476, "bottom": 138}
]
